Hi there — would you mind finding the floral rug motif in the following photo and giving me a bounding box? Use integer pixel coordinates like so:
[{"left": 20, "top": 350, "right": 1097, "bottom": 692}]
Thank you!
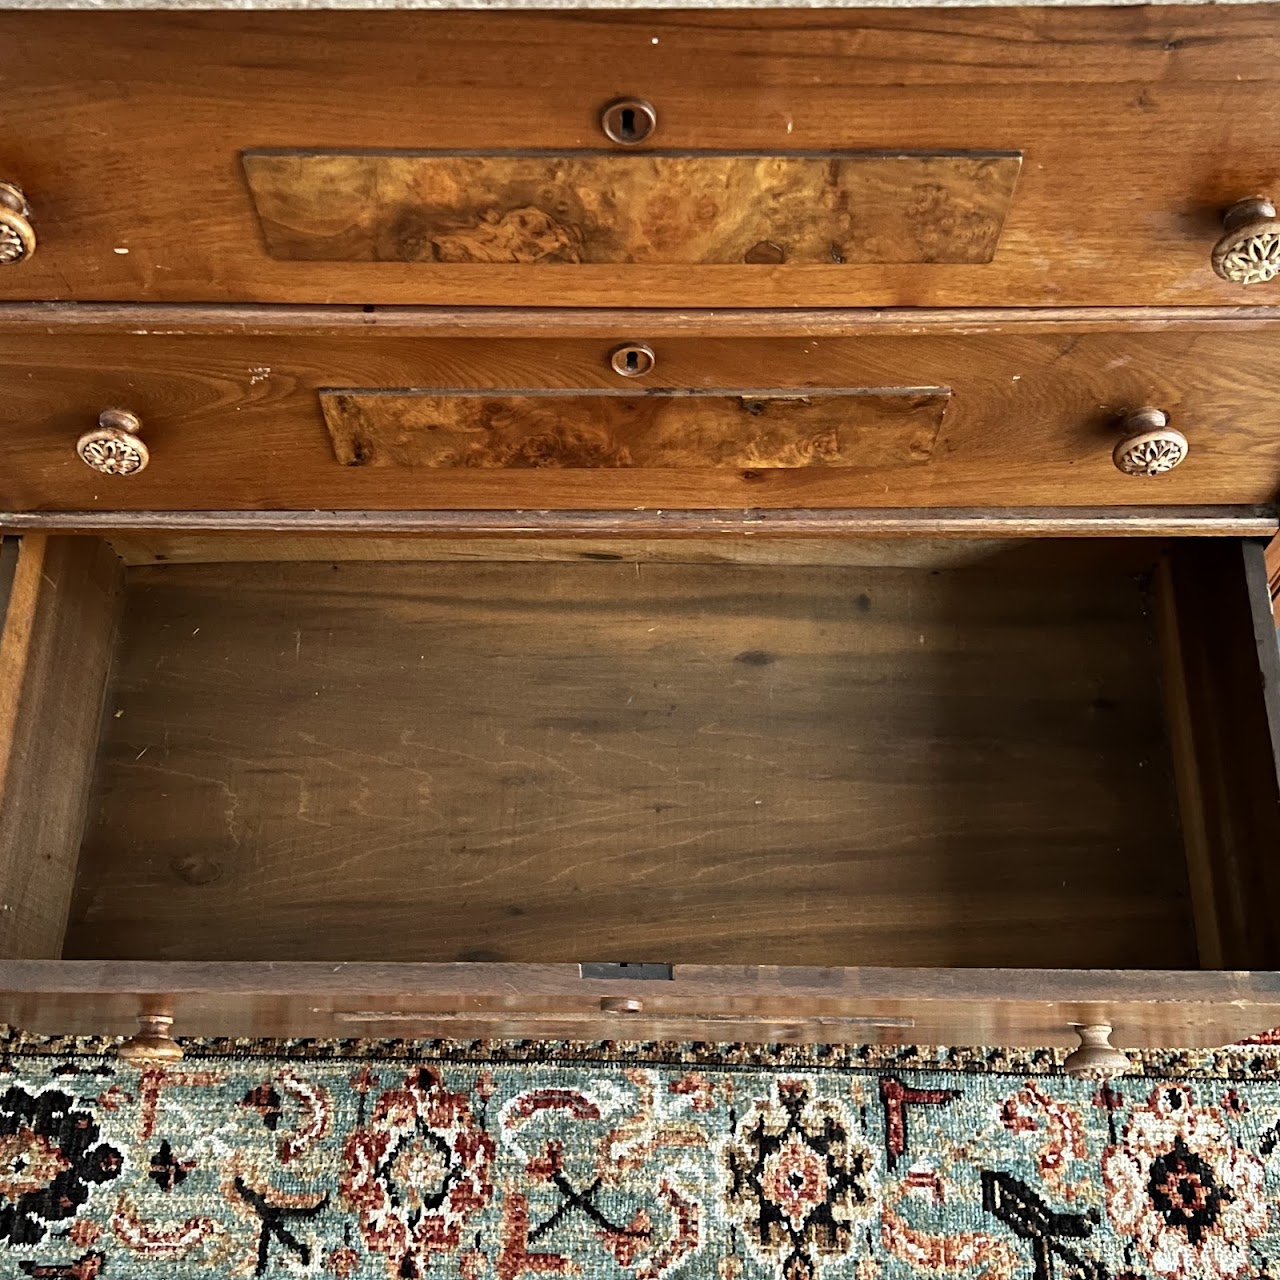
[{"left": 1, "top": 1035, "right": 1279, "bottom": 1279}]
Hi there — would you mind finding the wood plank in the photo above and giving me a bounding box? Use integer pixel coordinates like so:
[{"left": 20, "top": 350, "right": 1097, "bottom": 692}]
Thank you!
[
  {"left": 4, "top": 326, "right": 1280, "bottom": 513},
  {"left": 6, "top": 508, "right": 1278, "bottom": 538},
  {"left": 66, "top": 554, "right": 1192, "bottom": 971},
  {"left": 100, "top": 533, "right": 1027, "bottom": 568},
  {"left": 0, "top": 9, "right": 1279, "bottom": 306},
  {"left": 3, "top": 304, "right": 1280, "bottom": 339},
  {"left": 97, "top": 534, "right": 1173, "bottom": 580},
  {"left": 0, "top": 536, "right": 122, "bottom": 959},
  {"left": 1155, "top": 539, "right": 1280, "bottom": 970},
  {"left": 244, "top": 150, "right": 1021, "bottom": 265},
  {"left": 1, "top": 960, "right": 1279, "bottom": 1049},
  {"left": 320, "top": 388, "right": 948, "bottom": 470},
  {"left": 0, "top": 541, "right": 16, "bottom": 623},
  {"left": 1266, "top": 532, "right": 1280, "bottom": 624}
]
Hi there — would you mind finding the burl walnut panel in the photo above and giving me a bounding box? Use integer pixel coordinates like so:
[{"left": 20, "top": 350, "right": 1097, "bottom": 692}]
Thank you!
[
  {"left": 243, "top": 151, "right": 1021, "bottom": 265},
  {"left": 318, "top": 389, "right": 949, "bottom": 470}
]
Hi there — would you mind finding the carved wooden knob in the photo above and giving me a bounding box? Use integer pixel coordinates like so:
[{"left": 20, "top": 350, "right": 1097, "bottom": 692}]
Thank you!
[
  {"left": 117, "top": 1015, "right": 184, "bottom": 1065},
  {"left": 77, "top": 409, "right": 150, "bottom": 476},
  {"left": 1112, "top": 407, "right": 1188, "bottom": 476},
  {"left": 1062, "top": 1023, "right": 1130, "bottom": 1080},
  {"left": 1212, "top": 197, "right": 1280, "bottom": 285},
  {"left": 0, "top": 182, "right": 35, "bottom": 266}
]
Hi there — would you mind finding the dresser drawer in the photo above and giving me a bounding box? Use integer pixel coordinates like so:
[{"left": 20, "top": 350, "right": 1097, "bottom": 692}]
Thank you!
[
  {"left": 0, "top": 9, "right": 1278, "bottom": 307},
  {"left": 0, "top": 531, "right": 1279, "bottom": 1059},
  {"left": 2, "top": 312, "right": 1280, "bottom": 516}
]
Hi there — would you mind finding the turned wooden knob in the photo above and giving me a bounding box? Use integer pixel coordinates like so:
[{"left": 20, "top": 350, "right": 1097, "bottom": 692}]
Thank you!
[
  {"left": 1212, "top": 197, "right": 1280, "bottom": 285},
  {"left": 0, "top": 182, "right": 35, "bottom": 266},
  {"left": 1112, "top": 407, "right": 1188, "bottom": 476},
  {"left": 117, "top": 1015, "right": 184, "bottom": 1065},
  {"left": 1062, "top": 1023, "right": 1130, "bottom": 1080},
  {"left": 76, "top": 409, "right": 150, "bottom": 476}
]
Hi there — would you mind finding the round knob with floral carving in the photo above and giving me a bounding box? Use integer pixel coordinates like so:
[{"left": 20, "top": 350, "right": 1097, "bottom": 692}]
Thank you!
[
  {"left": 77, "top": 409, "right": 150, "bottom": 476},
  {"left": 0, "top": 182, "right": 35, "bottom": 266},
  {"left": 1112, "top": 407, "right": 1188, "bottom": 476},
  {"left": 1212, "top": 197, "right": 1280, "bottom": 285}
]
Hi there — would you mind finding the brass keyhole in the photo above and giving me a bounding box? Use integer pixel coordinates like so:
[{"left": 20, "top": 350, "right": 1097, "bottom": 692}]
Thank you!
[
  {"left": 610, "top": 342, "right": 656, "bottom": 377},
  {"left": 601, "top": 98, "right": 657, "bottom": 146}
]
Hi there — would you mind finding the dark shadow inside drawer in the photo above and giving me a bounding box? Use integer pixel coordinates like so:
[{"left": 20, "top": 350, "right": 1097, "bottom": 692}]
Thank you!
[{"left": 57, "top": 537, "right": 1197, "bottom": 969}]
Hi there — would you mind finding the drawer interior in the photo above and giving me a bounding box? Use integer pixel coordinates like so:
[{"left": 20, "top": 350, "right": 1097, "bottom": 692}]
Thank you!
[{"left": 4, "top": 532, "right": 1277, "bottom": 981}]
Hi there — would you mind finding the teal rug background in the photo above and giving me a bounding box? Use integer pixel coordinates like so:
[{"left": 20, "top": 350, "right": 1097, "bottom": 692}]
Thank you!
[{"left": 0, "top": 1036, "right": 1278, "bottom": 1280}]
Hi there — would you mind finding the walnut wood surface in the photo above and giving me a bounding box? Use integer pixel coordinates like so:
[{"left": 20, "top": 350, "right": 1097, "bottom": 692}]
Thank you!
[
  {"left": 97, "top": 533, "right": 1029, "bottom": 567},
  {"left": 320, "top": 388, "right": 948, "bottom": 470},
  {"left": 0, "top": 9, "right": 1279, "bottom": 306},
  {"left": 244, "top": 150, "right": 1021, "bottom": 265},
  {"left": 2, "top": 304, "right": 1278, "bottom": 338},
  {"left": 2, "top": 961, "right": 1279, "bottom": 1049},
  {"left": 0, "top": 537, "right": 122, "bottom": 959},
  {"left": 65, "top": 551, "right": 1192, "bottom": 970},
  {"left": 8, "top": 508, "right": 1278, "bottom": 538},
  {"left": 5, "top": 325, "right": 1280, "bottom": 511},
  {"left": 1155, "top": 540, "right": 1280, "bottom": 970}
]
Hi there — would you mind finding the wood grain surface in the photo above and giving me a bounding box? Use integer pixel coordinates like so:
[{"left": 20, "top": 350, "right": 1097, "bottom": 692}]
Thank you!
[
  {"left": 98, "top": 533, "right": 1028, "bottom": 567},
  {"left": 0, "top": 9, "right": 1278, "bottom": 306},
  {"left": 0, "top": 537, "right": 122, "bottom": 959},
  {"left": 3, "top": 323, "right": 1280, "bottom": 511},
  {"left": 9, "top": 509, "right": 1277, "bottom": 538},
  {"left": 3, "top": 961, "right": 1280, "bottom": 1049},
  {"left": 244, "top": 150, "right": 1021, "bottom": 265},
  {"left": 320, "top": 388, "right": 948, "bottom": 470},
  {"left": 1, "top": 304, "right": 1277, "bottom": 339},
  {"left": 1156, "top": 540, "right": 1280, "bottom": 971},
  {"left": 65, "top": 551, "right": 1191, "bottom": 970}
]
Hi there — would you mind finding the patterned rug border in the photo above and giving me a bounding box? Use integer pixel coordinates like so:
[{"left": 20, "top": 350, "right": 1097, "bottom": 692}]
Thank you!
[{"left": 5, "top": 1027, "right": 1280, "bottom": 1080}]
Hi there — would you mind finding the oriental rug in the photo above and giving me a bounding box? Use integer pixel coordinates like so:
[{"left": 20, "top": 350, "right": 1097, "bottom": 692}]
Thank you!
[{"left": 0, "top": 1034, "right": 1279, "bottom": 1280}]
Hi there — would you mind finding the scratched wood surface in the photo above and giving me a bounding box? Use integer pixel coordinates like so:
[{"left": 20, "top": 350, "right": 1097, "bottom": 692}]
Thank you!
[
  {"left": 0, "top": 537, "right": 122, "bottom": 960},
  {"left": 65, "top": 550, "right": 1193, "bottom": 968},
  {"left": 4, "top": 323, "right": 1280, "bottom": 511},
  {"left": 12, "top": 961, "right": 1280, "bottom": 1048},
  {"left": 0, "top": 9, "right": 1279, "bottom": 306},
  {"left": 319, "top": 388, "right": 948, "bottom": 469},
  {"left": 244, "top": 151, "right": 1021, "bottom": 265}
]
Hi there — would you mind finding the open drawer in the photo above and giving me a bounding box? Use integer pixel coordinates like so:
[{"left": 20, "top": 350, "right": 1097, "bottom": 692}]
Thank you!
[{"left": 0, "top": 531, "right": 1279, "bottom": 1064}]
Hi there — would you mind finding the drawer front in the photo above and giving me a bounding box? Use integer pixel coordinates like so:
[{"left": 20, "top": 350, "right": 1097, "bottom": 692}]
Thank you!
[
  {"left": 2, "top": 318, "right": 1280, "bottom": 514},
  {"left": 2, "top": 962, "right": 1280, "bottom": 1051},
  {"left": 0, "top": 9, "right": 1278, "bottom": 307}
]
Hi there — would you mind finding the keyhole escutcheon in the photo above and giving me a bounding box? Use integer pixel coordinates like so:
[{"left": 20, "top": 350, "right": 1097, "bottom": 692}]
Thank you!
[
  {"left": 609, "top": 342, "right": 657, "bottom": 377},
  {"left": 601, "top": 98, "right": 658, "bottom": 146}
]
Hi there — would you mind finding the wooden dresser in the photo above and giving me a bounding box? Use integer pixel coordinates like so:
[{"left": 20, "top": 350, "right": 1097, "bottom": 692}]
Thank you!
[{"left": 2, "top": 6, "right": 1280, "bottom": 1073}]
